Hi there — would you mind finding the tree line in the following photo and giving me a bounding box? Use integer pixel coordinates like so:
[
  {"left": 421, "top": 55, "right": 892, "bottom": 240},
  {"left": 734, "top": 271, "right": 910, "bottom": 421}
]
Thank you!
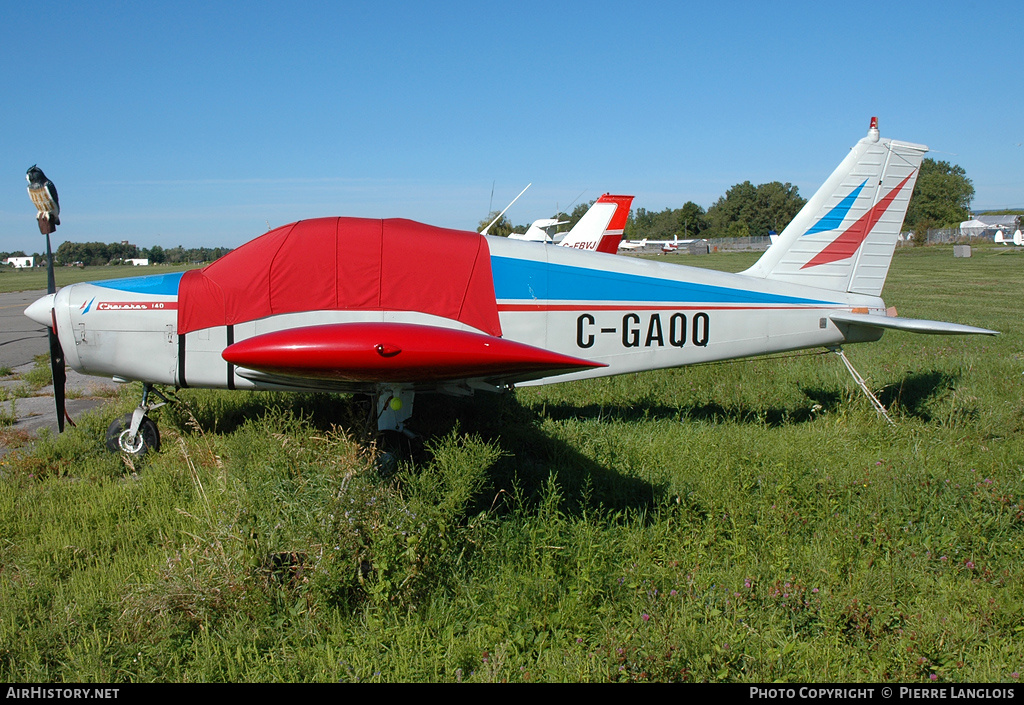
[
  {"left": 478, "top": 158, "right": 979, "bottom": 241},
  {"left": 0, "top": 243, "right": 233, "bottom": 267}
]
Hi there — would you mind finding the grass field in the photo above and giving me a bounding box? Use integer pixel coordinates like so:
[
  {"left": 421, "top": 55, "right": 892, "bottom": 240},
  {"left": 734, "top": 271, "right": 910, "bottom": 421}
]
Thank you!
[
  {"left": 1, "top": 245, "right": 1022, "bottom": 682},
  {"left": 0, "top": 263, "right": 202, "bottom": 294}
]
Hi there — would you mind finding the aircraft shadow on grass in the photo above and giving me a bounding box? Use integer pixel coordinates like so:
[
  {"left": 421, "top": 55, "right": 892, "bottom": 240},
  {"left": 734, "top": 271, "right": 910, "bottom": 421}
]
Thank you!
[
  {"left": 874, "top": 370, "right": 963, "bottom": 422},
  {"left": 531, "top": 371, "right": 963, "bottom": 427},
  {"left": 164, "top": 389, "right": 661, "bottom": 515},
  {"left": 159, "top": 367, "right": 963, "bottom": 517}
]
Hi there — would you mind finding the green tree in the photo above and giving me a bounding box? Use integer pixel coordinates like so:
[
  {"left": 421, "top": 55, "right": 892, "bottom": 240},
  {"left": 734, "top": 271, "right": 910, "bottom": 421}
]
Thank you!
[
  {"left": 677, "top": 201, "right": 707, "bottom": 239},
  {"left": 477, "top": 211, "right": 513, "bottom": 237},
  {"left": 905, "top": 158, "right": 974, "bottom": 230},
  {"left": 625, "top": 202, "right": 706, "bottom": 240},
  {"left": 705, "top": 181, "right": 806, "bottom": 239},
  {"left": 56, "top": 241, "right": 108, "bottom": 266},
  {"left": 164, "top": 246, "right": 186, "bottom": 264}
]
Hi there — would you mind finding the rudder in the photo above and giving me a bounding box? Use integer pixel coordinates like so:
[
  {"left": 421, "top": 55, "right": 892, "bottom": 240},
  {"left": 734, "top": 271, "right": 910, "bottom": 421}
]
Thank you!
[
  {"left": 742, "top": 118, "right": 927, "bottom": 296},
  {"left": 559, "top": 194, "right": 634, "bottom": 253}
]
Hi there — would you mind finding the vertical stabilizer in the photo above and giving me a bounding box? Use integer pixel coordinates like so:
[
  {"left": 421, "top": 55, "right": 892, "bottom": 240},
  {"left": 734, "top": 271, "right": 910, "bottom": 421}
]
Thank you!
[
  {"left": 742, "top": 118, "right": 927, "bottom": 296},
  {"left": 558, "top": 194, "right": 634, "bottom": 253}
]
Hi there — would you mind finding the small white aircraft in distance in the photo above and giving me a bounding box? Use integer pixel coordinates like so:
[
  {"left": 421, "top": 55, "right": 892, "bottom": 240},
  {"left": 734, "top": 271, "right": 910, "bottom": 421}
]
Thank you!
[
  {"left": 508, "top": 193, "right": 634, "bottom": 253},
  {"left": 620, "top": 234, "right": 707, "bottom": 253},
  {"left": 509, "top": 217, "right": 569, "bottom": 243},
  {"left": 994, "top": 229, "right": 1023, "bottom": 246},
  {"left": 25, "top": 118, "right": 997, "bottom": 455},
  {"left": 618, "top": 238, "right": 648, "bottom": 251}
]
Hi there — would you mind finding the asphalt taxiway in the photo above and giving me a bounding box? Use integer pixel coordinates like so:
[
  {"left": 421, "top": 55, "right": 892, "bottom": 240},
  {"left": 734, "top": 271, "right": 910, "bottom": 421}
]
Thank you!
[{"left": 1, "top": 289, "right": 122, "bottom": 456}]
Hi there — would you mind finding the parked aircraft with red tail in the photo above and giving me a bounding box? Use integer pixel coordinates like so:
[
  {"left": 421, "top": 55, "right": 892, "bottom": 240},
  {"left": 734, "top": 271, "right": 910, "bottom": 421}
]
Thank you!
[
  {"left": 508, "top": 192, "right": 634, "bottom": 253},
  {"left": 25, "top": 119, "right": 996, "bottom": 454}
]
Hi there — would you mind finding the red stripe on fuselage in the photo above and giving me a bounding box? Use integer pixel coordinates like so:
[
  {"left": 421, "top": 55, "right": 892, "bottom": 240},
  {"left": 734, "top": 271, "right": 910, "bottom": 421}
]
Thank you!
[{"left": 96, "top": 301, "right": 178, "bottom": 311}]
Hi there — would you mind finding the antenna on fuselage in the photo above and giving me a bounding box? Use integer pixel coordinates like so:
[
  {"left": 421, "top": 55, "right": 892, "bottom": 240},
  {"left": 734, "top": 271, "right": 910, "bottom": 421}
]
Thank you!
[{"left": 481, "top": 182, "right": 531, "bottom": 235}]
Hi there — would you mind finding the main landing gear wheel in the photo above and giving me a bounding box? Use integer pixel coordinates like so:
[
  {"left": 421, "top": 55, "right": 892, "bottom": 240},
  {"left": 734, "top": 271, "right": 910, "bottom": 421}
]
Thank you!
[{"left": 106, "top": 413, "right": 161, "bottom": 456}]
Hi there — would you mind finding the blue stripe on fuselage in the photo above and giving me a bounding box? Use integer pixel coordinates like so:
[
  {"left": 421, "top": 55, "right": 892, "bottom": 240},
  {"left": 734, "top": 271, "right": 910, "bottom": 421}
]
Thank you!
[
  {"left": 490, "top": 256, "right": 831, "bottom": 305},
  {"left": 92, "top": 272, "right": 183, "bottom": 296}
]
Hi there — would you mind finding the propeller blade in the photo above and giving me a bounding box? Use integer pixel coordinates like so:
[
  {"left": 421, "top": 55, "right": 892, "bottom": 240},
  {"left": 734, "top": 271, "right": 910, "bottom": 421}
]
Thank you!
[
  {"left": 44, "top": 232, "right": 72, "bottom": 431},
  {"left": 48, "top": 322, "right": 69, "bottom": 432}
]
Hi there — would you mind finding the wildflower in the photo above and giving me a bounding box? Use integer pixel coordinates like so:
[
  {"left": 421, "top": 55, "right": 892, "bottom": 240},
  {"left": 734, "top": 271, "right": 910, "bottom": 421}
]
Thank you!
[
  {"left": 642, "top": 613, "right": 650, "bottom": 622},
  {"left": 930, "top": 674, "right": 938, "bottom": 681},
  {"left": 1012, "top": 672, "right": 1019, "bottom": 680}
]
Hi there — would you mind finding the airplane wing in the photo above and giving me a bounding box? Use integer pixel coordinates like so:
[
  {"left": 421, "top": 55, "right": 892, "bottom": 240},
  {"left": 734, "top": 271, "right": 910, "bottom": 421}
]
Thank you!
[{"left": 829, "top": 311, "right": 998, "bottom": 336}]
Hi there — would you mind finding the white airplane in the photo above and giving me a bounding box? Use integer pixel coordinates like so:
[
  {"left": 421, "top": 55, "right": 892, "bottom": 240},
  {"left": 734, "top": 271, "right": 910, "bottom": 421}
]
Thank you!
[
  {"left": 994, "top": 229, "right": 1023, "bottom": 246},
  {"left": 508, "top": 193, "right": 634, "bottom": 253},
  {"left": 620, "top": 234, "right": 707, "bottom": 253},
  {"left": 25, "top": 118, "right": 996, "bottom": 455},
  {"left": 662, "top": 235, "right": 711, "bottom": 253},
  {"left": 510, "top": 217, "right": 568, "bottom": 243},
  {"left": 618, "top": 238, "right": 648, "bottom": 251}
]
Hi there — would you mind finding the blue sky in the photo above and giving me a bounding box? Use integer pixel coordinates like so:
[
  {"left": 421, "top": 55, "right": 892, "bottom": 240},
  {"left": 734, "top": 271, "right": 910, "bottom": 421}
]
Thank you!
[{"left": 1, "top": 1, "right": 1021, "bottom": 254}]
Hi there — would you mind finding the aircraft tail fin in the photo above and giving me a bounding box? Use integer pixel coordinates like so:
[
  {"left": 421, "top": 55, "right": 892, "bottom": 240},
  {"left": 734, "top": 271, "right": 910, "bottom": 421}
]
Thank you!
[
  {"left": 994, "top": 230, "right": 1022, "bottom": 246},
  {"left": 742, "top": 118, "right": 927, "bottom": 296},
  {"left": 559, "top": 194, "right": 634, "bottom": 253}
]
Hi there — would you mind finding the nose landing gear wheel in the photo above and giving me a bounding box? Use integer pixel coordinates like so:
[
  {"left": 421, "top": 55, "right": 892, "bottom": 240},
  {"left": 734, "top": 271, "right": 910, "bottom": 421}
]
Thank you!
[{"left": 105, "top": 413, "right": 161, "bottom": 456}]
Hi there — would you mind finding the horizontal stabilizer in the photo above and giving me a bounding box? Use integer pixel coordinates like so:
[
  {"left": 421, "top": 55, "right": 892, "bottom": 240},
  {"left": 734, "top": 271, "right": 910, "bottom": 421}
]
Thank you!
[
  {"left": 829, "top": 312, "right": 998, "bottom": 336},
  {"left": 222, "top": 322, "right": 605, "bottom": 384}
]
